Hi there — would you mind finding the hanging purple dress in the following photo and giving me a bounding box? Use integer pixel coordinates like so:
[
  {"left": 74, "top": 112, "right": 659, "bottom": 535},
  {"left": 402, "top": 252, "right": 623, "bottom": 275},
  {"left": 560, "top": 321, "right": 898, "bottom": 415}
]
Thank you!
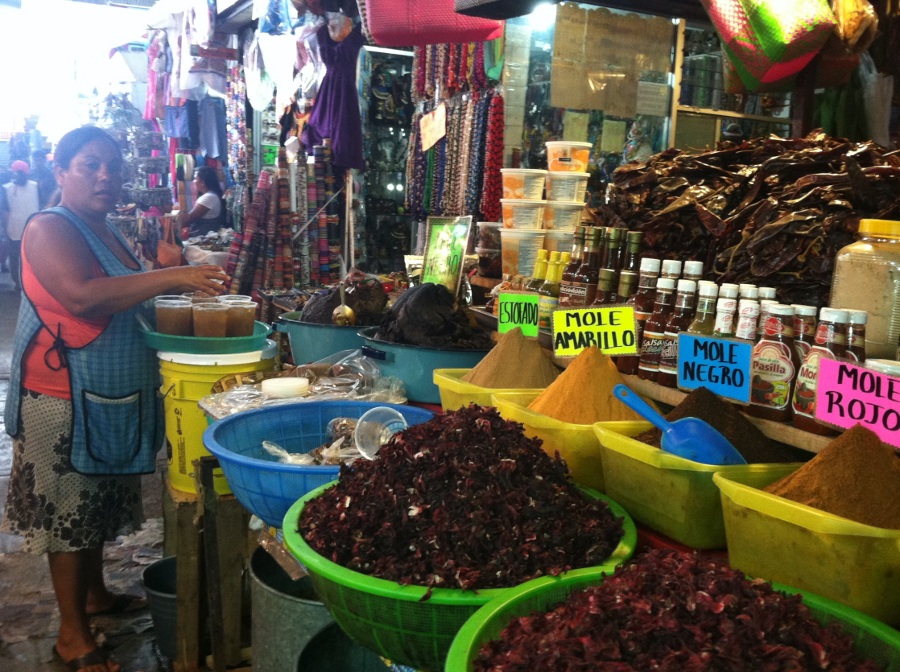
[{"left": 302, "top": 22, "right": 365, "bottom": 171}]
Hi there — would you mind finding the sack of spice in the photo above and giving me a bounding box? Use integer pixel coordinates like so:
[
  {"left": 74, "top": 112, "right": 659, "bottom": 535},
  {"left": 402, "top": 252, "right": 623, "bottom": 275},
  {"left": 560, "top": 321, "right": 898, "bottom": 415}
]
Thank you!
[
  {"left": 635, "top": 387, "right": 809, "bottom": 464},
  {"left": 461, "top": 328, "right": 560, "bottom": 389},
  {"left": 764, "top": 424, "right": 900, "bottom": 529},
  {"left": 527, "top": 347, "right": 652, "bottom": 425}
]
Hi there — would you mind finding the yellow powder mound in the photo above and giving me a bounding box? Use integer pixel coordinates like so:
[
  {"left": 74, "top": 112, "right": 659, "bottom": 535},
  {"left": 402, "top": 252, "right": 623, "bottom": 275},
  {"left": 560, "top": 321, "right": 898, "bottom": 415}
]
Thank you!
[
  {"left": 527, "top": 347, "right": 647, "bottom": 424},
  {"left": 462, "top": 328, "right": 560, "bottom": 389},
  {"left": 765, "top": 424, "right": 900, "bottom": 529}
]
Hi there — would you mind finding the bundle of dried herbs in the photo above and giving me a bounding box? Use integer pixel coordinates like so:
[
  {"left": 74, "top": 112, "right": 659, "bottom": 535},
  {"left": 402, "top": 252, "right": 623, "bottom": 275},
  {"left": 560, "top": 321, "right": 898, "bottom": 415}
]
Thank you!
[
  {"left": 475, "top": 549, "right": 884, "bottom": 671},
  {"left": 299, "top": 405, "right": 624, "bottom": 591},
  {"left": 601, "top": 132, "right": 900, "bottom": 306}
]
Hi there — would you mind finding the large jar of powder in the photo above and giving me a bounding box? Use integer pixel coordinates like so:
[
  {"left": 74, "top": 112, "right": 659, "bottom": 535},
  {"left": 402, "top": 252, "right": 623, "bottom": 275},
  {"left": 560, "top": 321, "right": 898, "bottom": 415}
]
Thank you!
[{"left": 830, "top": 219, "right": 900, "bottom": 359}]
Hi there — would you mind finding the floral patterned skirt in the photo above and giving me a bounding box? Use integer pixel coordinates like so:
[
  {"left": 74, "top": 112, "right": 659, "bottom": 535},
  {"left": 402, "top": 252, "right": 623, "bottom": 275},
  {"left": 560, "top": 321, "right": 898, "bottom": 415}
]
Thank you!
[{"left": 1, "top": 390, "right": 143, "bottom": 554}]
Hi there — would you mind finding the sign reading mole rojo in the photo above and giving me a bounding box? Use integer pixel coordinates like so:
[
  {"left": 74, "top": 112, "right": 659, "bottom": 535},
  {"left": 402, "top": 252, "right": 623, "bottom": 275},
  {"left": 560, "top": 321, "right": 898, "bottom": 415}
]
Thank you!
[{"left": 552, "top": 307, "right": 638, "bottom": 357}]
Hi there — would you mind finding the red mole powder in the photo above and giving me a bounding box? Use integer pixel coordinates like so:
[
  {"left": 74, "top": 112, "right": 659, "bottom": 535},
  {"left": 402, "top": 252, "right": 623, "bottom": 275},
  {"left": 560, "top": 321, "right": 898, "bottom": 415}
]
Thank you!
[{"left": 765, "top": 424, "right": 900, "bottom": 529}]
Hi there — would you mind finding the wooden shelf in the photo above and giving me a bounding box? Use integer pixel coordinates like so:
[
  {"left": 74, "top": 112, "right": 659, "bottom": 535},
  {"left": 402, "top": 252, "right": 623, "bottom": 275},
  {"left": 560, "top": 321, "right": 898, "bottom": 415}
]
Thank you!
[
  {"left": 621, "top": 374, "right": 833, "bottom": 454},
  {"left": 675, "top": 105, "right": 791, "bottom": 125}
]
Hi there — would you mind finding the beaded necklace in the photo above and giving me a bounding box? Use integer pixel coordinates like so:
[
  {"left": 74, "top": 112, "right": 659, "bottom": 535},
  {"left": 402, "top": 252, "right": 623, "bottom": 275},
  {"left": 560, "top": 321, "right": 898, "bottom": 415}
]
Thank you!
[
  {"left": 480, "top": 89, "right": 505, "bottom": 222},
  {"left": 457, "top": 92, "right": 476, "bottom": 215}
]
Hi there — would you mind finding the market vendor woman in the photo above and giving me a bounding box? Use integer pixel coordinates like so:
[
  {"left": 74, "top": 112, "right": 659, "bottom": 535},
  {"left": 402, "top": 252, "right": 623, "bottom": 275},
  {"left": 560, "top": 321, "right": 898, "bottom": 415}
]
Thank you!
[
  {"left": 1, "top": 126, "right": 227, "bottom": 672},
  {"left": 176, "top": 165, "right": 227, "bottom": 238}
]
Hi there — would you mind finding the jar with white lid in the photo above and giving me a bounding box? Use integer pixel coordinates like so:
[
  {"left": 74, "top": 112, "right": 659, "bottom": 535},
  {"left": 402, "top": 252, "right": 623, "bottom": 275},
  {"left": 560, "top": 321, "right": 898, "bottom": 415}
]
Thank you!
[{"left": 830, "top": 219, "right": 900, "bottom": 359}]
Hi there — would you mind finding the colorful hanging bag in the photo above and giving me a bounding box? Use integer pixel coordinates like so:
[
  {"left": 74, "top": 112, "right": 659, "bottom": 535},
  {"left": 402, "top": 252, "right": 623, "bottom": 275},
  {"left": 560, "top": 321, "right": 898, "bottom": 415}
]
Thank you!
[{"left": 364, "top": 0, "right": 502, "bottom": 47}]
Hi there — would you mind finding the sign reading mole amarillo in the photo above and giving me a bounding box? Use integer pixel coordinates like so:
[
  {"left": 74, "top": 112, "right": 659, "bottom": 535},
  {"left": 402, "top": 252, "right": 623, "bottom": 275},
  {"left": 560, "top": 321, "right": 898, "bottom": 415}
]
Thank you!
[{"left": 552, "top": 307, "right": 638, "bottom": 357}]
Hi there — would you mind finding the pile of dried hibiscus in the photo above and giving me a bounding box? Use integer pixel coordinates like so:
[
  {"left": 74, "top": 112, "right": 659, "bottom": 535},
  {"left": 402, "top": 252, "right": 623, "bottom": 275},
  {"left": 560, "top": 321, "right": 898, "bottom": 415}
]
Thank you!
[
  {"left": 299, "top": 405, "right": 624, "bottom": 591},
  {"left": 475, "top": 549, "right": 884, "bottom": 671},
  {"left": 601, "top": 131, "right": 900, "bottom": 306}
]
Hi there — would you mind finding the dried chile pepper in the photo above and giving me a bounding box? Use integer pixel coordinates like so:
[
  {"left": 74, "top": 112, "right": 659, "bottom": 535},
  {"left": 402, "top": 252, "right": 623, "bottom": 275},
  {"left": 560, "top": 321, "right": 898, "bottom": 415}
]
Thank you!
[{"left": 299, "top": 405, "right": 624, "bottom": 592}]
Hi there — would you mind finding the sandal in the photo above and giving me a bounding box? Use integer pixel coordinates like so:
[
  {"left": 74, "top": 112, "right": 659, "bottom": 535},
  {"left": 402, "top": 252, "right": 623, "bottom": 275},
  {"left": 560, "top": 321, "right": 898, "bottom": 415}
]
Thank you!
[{"left": 53, "top": 645, "right": 116, "bottom": 672}]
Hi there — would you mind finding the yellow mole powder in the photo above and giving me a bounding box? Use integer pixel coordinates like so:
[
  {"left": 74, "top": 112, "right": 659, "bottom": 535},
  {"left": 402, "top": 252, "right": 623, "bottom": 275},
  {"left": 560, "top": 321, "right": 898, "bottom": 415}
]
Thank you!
[
  {"left": 528, "top": 347, "right": 646, "bottom": 424},
  {"left": 462, "top": 328, "right": 560, "bottom": 389}
]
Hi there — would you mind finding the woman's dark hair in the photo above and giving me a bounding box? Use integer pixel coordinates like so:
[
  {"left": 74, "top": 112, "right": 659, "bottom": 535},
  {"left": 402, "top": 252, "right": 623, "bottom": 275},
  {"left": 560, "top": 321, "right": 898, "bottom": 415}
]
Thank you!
[
  {"left": 53, "top": 126, "right": 123, "bottom": 170},
  {"left": 195, "top": 166, "right": 223, "bottom": 197}
]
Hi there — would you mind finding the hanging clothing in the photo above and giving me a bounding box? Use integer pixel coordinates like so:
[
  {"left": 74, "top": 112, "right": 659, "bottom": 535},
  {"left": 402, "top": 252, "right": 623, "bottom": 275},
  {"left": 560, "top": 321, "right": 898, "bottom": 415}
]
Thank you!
[{"left": 302, "top": 22, "right": 365, "bottom": 171}]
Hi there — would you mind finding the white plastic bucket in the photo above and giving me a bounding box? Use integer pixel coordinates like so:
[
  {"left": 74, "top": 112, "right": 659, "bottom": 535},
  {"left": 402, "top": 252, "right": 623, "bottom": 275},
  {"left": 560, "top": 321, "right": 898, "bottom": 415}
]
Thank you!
[
  {"left": 544, "top": 229, "right": 574, "bottom": 255},
  {"left": 501, "top": 199, "right": 545, "bottom": 229},
  {"left": 501, "top": 169, "right": 547, "bottom": 200},
  {"left": 546, "top": 171, "right": 589, "bottom": 202},
  {"left": 546, "top": 141, "right": 592, "bottom": 172},
  {"left": 543, "top": 201, "right": 584, "bottom": 230},
  {"left": 501, "top": 228, "right": 546, "bottom": 277}
]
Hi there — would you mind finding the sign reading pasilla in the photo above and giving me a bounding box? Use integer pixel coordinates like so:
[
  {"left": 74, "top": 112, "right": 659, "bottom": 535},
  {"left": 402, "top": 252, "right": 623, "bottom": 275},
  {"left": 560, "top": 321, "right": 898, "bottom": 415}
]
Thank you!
[
  {"left": 498, "top": 293, "right": 540, "bottom": 338},
  {"left": 552, "top": 307, "right": 637, "bottom": 357},
  {"left": 677, "top": 334, "right": 752, "bottom": 404},
  {"left": 815, "top": 358, "right": 900, "bottom": 448}
]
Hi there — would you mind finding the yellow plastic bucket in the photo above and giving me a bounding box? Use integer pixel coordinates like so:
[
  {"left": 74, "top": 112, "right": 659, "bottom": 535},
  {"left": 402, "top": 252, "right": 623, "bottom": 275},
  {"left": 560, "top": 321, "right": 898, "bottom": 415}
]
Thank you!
[{"left": 158, "top": 344, "right": 277, "bottom": 495}]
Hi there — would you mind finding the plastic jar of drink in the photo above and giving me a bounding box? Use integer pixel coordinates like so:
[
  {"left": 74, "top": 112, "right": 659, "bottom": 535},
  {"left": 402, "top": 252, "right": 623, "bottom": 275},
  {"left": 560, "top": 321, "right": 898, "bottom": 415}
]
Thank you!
[
  {"left": 830, "top": 219, "right": 900, "bottom": 359},
  {"left": 192, "top": 302, "right": 229, "bottom": 337},
  {"left": 155, "top": 297, "right": 192, "bottom": 336},
  {"left": 225, "top": 301, "right": 258, "bottom": 337}
]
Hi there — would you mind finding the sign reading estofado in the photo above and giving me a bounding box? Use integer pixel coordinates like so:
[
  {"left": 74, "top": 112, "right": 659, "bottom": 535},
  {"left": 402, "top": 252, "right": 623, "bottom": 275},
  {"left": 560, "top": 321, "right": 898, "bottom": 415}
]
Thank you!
[
  {"left": 498, "top": 293, "right": 540, "bottom": 338},
  {"left": 552, "top": 307, "right": 638, "bottom": 357}
]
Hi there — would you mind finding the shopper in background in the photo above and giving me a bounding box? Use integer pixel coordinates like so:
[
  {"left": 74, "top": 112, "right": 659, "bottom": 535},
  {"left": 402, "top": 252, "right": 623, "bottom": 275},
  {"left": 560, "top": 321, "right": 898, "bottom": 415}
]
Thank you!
[
  {"left": 4, "top": 160, "right": 40, "bottom": 290},
  {"left": 0, "top": 169, "right": 9, "bottom": 274},
  {"left": 31, "top": 148, "right": 58, "bottom": 208},
  {"left": 176, "top": 165, "right": 226, "bottom": 238},
  {"left": 0, "top": 125, "right": 228, "bottom": 672}
]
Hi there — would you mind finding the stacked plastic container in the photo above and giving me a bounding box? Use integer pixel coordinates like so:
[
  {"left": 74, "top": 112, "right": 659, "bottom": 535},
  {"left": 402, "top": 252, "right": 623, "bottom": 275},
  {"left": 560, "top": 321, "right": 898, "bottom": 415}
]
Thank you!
[{"left": 543, "top": 141, "right": 590, "bottom": 258}]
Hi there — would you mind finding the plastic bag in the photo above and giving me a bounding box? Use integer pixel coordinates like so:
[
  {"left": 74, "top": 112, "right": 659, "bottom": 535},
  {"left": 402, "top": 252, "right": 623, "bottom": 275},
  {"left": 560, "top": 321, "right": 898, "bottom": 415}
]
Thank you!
[
  {"left": 256, "top": 0, "right": 294, "bottom": 34},
  {"left": 859, "top": 52, "right": 893, "bottom": 147}
]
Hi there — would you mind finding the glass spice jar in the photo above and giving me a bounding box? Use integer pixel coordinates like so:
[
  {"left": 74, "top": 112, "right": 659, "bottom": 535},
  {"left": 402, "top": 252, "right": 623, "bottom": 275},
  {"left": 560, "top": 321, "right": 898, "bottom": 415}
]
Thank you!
[
  {"left": 791, "top": 304, "right": 818, "bottom": 362},
  {"left": 830, "top": 219, "right": 900, "bottom": 359}
]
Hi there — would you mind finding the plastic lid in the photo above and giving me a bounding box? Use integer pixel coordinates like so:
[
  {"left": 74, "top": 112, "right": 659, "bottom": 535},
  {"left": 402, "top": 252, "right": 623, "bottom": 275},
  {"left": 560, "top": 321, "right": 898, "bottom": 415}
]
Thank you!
[
  {"left": 758, "top": 286, "right": 777, "bottom": 300},
  {"left": 697, "top": 281, "right": 718, "bottom": 297},
  {"left": 683, "top": 260, "right": 704, "bottom": 276},
  {"left": 656, "top": 277, "right": 676, "bottom": 290},
  {"left": 677, "top": 279, "right": 696, "bottom": 293},
  {"left": 739, "top": 284, "right": 759, "bottom": 299},
  {"left": 791, "top": 304, "right": 817, "bottom": 316},
  {"left": 719, "top": 283, "right": 739, "bottom": 299},
  {"left": 477, "top": 221, "right": 501, "bottom": 228},
  {"left": 858, "top": 219, "right": 900, "bottom": 238},
  {"left": 547, "top": 171, "right": 590, "bottom": 178},
  {"left": 661, "top": 259, "right": 682, "bottom": 276},
  {"left": 819, "top": 307, "right": 850, "bottom": 323},
  {"left": 548, "top": 250, "right": 561, "bottom": 262},
  {"left": 865, "top": 359, "right": 900, "bottom": 376},
  {"left": 640, "top": 257, "right": 661, "bottom": 273},
  {"left": 767, "top": 303, "right": 794, "bottom": 316},
  {"left": 847, "top": 309, "right": 868, "bottom": 324},
  {"left": 501, "top": 168, "right": 547, "bottom": 174}
]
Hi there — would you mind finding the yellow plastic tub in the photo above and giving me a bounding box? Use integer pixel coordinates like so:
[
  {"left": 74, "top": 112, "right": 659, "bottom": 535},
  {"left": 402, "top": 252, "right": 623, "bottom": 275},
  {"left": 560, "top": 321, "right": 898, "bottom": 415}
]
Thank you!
[
  {"left": 714, "top": 471, "right": 900, "bottom": 628},
  {"left": 491, "top": 391, "right": 651, "bottom": 493},
  {"left": 594, "top": 424, "right": 802, "bottom": 549},
  {"left": 432, "top": 369, "right": 547, "bottom": 413}
]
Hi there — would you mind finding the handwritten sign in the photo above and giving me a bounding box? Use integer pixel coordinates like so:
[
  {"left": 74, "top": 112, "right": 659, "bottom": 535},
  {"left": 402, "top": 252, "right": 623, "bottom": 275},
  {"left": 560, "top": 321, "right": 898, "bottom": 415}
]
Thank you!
[
  {"left": 419, "top": 102, "right": 447, "bottom": 152},
  {"left": 816, "top": 358, "right": 900, "bottom": 448},
  {"left": 552, "top": 307, "right": 637, "bottom": 357},
  {"left": 498, "top": 293, "right": 540, "bottom": 337},
  {"left": 677, "top": 334, "right": 752, "bottom": 404},
  {"left": 421, "top": 216, "right": 472, "bottom": 295}
]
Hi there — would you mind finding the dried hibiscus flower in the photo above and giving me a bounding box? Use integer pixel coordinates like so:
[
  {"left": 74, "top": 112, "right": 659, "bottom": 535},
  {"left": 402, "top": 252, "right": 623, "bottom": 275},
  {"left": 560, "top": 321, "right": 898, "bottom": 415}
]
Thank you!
[
  {"left": 476, "top": 549, "right": 884, "bottom": 671},
  {"left": 299, "top": 405, "right": 624, "bottom": 591}
]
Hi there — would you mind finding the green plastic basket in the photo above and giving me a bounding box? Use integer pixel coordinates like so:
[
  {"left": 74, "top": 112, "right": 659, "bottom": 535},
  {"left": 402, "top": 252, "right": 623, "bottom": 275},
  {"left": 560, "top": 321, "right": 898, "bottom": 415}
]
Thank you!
[
  {"left": 282, "top": 482, "right": 637, "bottom": 672},
  {"left": 446, "top": 573, "right": 900, "bottom": 672},
  {"left": 143, "top": 320, "right": 271, "bottom": 354}
]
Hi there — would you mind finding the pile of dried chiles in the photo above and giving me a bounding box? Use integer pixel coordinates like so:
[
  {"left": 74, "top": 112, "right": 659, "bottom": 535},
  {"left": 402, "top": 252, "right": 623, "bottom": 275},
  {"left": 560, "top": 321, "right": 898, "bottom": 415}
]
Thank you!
[
  {"left": 601, "top": 131, "right": 900, "bottom": 306},
  {"left": 299, "top": 405, "right": 624, "bottom": 591},
  {"left": 475, "top": 549, "right": 884, "bottom": 671}
]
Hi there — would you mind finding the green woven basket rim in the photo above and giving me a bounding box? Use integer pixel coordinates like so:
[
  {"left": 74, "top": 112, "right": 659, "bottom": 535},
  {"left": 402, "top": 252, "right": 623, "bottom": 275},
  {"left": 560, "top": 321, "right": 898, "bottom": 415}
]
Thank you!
[
  {"left": 446, "top": 573, "right": 900, "bottom": 670},
  {"left": 282, "top": 481, "right": 637, "bottom": 606}
]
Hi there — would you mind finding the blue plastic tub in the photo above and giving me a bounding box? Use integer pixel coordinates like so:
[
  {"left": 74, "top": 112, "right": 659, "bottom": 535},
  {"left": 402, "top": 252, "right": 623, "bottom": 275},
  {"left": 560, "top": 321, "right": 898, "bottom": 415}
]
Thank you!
[
  {"left": 358, "top": 328, "right": 491, "bottom": 404},
  {"left": 202, "top": 401, "right": 434, "bottom": 527},
  {"left": 274, "top": 312, "right": 366, "bottom": 364}
]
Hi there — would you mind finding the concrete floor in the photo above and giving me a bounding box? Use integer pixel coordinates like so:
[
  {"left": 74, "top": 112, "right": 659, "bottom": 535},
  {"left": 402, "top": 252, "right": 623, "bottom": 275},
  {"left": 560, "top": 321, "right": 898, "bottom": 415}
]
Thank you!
[{"left": 0, "top": 268, "right": 170, "bottom": 672}]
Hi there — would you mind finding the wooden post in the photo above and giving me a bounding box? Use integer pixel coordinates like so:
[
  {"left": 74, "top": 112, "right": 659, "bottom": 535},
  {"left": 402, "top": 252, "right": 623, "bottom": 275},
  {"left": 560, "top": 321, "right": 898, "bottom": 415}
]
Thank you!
[{"left": 791, "top": 57, "right": 820, "bottom": 138}]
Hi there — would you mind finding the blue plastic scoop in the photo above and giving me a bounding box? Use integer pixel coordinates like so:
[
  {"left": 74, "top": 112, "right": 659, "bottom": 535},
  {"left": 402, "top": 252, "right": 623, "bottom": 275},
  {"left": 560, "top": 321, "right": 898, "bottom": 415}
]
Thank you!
[{"left": 612, "top": 384, "right": 747, "bottom": 466}]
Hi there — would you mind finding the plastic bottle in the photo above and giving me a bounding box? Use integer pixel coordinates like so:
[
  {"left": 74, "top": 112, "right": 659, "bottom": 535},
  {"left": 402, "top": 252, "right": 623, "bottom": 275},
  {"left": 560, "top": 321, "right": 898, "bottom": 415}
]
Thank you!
[
  {"left": 622, "top": 231, "right": 643, "bottom": 273},
  {"left": 617, "top": 258, "right": 661, "bottom": 375},
  {"left": 734, "top": 298, "right": 760, "bottom": 342},
  {"left": 747, "top": 304, "right": 800, "bottom": 422},
  {"left": 537, "top": 252, "right": 563, "bottom": 330},
  {"left": 686, "top": 281, "right": 719, "bottom": 336},
  {"left": 657, "top": 279, "right": 698, "bottom": 387},
  {"left": 830, "top": 219, "right": 900, "bottom": 359},
  {"left": 661, "top": 259, "right": 682, "bottom": 281},
  {"left": 682, "top": 260, "right": 704, "bottom": 282},
  {"left": 791, "top": 304, "right": 818, "bottom": 362},
  {"left": 525, "top": 249, "right": 549, "bottom": 293},
  {"left": 637, "top": 277, "right": 676, "bottom": 381},
  {"left": 713, "top": 283, "right": 739, "bottom": 337},
  {"left": 846, "top": 310, "right": 868, "bottom": 363},
  {"left": 792, "top": 307, "right": 849, "bottom": 435},
  {"left": 560, "top": 226, "right": 601, "bottom": 308}
]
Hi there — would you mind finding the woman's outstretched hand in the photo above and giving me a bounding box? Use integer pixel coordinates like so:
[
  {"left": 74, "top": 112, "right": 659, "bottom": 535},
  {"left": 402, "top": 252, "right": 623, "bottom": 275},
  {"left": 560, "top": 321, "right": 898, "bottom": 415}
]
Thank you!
[{"left": 163, "top": 264, "right": 230, "bottom": 295}]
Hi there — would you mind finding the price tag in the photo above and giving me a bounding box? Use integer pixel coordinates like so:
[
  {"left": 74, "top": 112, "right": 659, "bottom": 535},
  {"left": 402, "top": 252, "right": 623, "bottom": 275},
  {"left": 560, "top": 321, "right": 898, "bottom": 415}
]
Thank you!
[
  {"left": 498, "top": 293, "right": 540, "bottom": 337},
  {"left": 815, "top": 358, "right": 900, "bottom": 448},
  {"left": 419, "top": 102, "right": 447, "bottom": 152},
  {"left": 677, "top": 334, "right": 752, "bottom": 404},
  {"left": 421, "top": 216, "right": 472, "bottom": 295},
  {"left": 552, "top": 307, "right": 637, "bottom": 357}
]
